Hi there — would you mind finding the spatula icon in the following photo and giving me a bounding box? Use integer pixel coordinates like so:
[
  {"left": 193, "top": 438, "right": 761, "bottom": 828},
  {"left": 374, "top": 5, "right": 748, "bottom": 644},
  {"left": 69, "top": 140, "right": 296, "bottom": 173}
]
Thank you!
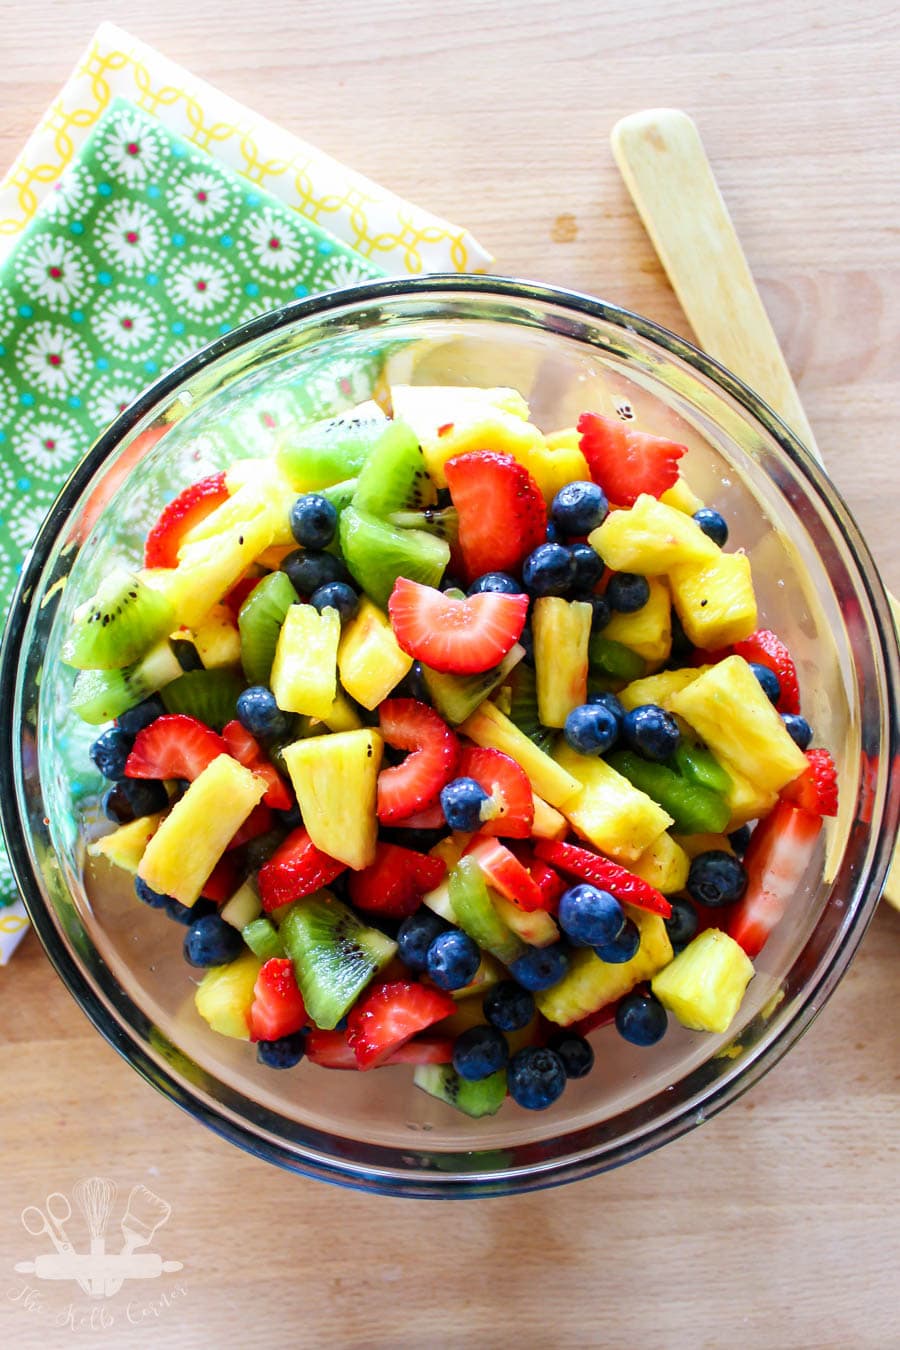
[{"left": 103, "top": 1184, "right": 172, "bottom": 1297}]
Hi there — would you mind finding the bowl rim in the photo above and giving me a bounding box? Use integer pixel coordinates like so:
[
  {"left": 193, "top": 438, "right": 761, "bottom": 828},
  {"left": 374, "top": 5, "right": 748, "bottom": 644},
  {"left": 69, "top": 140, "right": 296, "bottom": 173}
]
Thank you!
[{"left": 2, "top": 273, "right": 897, "bottom": 1198}]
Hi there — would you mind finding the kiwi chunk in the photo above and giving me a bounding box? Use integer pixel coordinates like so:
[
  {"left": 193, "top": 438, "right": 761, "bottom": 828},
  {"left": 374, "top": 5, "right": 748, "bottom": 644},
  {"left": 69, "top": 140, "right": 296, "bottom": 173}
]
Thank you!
[
  {"left": 71, "top": 641, "right": 182, "bottom": 724},
  {"left": 588, "top": 635, "right": 645, "bottom": 682},
  {"left": 318, "top": 478, "right": 359, "bottom": 515},
  {"left": 422, "top": 643, "right": 524, "bottom": 725},
  {"left": 449, "top": 857, "right": 525, "bottom": 966},
  {"left": 351, "top": 420, "right": 437, "bottom": 517},
  {"left": 62, "top": 568, "right": 175, "bottom": 670},
  {"left": 161, "top": 669, "right": 244, "bottom": 730},
  {"left": 339, "top": 505, "right": 450, "bottom": 610},
  {"left": 388, "top": 506, "right": 458, "bottom": 543},
  {"left": 414, "top": 1065, "right": 507, "bottom": 1118},
  {"left": 241, "top": 916, "right": 285, "bottom": 961},
  {"left": 276, "top": 409, "right": 387, "bottom": 491},
  {"left": 280, "top": 891, "right": 397, "bottom": 1029},
  {"left": 238, "top": 571, "right": 299, "bottom": 686},
  {"left": 505, "top": 663, "right": 555, "bottom": 754}
]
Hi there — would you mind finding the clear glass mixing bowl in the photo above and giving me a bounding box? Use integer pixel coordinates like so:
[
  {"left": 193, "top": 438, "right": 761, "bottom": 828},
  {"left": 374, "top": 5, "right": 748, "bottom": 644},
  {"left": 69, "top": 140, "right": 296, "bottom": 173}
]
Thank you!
[{"left": 1, "top": 276, "right": 897, "bottom": 1197}]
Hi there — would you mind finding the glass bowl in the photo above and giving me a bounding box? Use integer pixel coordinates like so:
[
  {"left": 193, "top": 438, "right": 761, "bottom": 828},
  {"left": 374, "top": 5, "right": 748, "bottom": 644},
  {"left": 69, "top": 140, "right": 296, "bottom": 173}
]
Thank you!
[{"left": 1, "top": 276, "right": 897, "bottom": 1198}]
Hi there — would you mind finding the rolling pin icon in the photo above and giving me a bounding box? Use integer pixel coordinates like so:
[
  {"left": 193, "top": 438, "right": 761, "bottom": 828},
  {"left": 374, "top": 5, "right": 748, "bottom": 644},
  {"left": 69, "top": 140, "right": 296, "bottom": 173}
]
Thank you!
[{"left": 15, "top": 1252, "right": 183, "bottom": 1281}]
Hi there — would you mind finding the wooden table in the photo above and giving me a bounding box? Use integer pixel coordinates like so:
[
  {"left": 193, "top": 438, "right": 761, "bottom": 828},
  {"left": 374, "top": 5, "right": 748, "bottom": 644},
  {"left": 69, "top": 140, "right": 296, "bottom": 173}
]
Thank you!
[{"left": 2, "top": 3, "right": 898, "bottom": 1346}]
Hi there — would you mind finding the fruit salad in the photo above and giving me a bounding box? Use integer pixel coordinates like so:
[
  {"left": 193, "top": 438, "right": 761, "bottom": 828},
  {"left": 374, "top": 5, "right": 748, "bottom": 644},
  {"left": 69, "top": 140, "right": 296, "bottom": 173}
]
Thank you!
[{"left": 71, "top": 385, "right": 838, "bottom": 1118}]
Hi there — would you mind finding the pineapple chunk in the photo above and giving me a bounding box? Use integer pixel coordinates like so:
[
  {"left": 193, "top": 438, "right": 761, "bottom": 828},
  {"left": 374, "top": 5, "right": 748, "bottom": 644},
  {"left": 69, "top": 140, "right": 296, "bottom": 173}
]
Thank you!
[
  {"left": 171, "top": 511, "right": 275, "bottom": 628},
  {"left": 519, "top": 428, "right": 592, "bottom": 504},
  {"left": 669, "top": 655, "right": 808, "bottom": 794},
  {"left": 191, "top": 604, "right": 241, "bottom": 669},
  {"left": 589, "top": 493, "right": 718, "bottom": 575},
  {"left": 449, "top": 952, "right": 504, "bottom": 1001},
  {"left": 660, "top": 476, "right": 705, "bottom": 514},
  {"left": 194, "top": 949, "right": 262, "bottom": 1040},
  {"left": 554, "top": 741, "right": 673, "bottom": 862},
  {"left": 390, "top": 385, "right": 531, "bottom": 488},
  {"left": 270, "top": 603, "right": 340, "bottom": 719},
  {"left": 280, "top": 729, "right": 383, "bottom": 869},
  {"left": 722, "top": 765, "right": 778, "bottom": 830},
  {"left": 337, "top": 597, "right": 413, "bottom": 710},
  {"left": 182, "top": 470, "right": 293, "bottom": 547},
  {"left": 603, "top": 576, "right": 672, "bottom": 664},
  {"left": 139, "top": 755, "right": 265, "bottom": 904},
  {"left": 629, "top": 831, "right": 690, "bottom": 894},
  {"left": 531, "top": 793, "right": 568, "bottom": 840},
  {"left": 533, "top": 597, "right": 592, "bottom": 727},
  {"left": 315, "top": 686, "right": 363, "bottom": 732},
  {"left": 458, "top": 701, "right": 582, "bottom": 807},
  {"left": 669, "top": 551, "right": 757, "bottom": 649},
  {"left": 537, "top": 907, "right": 673, "bottom": 1025},
  {"left": 491, "top": 893, "right": 560, "bottom": 947},
  {"left": 88, "top": 813, "right": 165, "bottom": 874},
  {"left": 651, "top": 929, "right": 754, "bottom": 1033},
  {"left": 618, "top": 666, "right": 708, "bottom": 712},
  {"left": 673, "top": 832, "right": 735, "bottom": 860}
]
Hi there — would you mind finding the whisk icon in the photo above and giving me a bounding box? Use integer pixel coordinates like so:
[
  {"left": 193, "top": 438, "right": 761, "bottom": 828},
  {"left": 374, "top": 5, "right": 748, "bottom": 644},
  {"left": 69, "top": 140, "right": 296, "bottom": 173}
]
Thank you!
[{"left": 73, "top": 1177, "right": 117, "bottom": 1299}]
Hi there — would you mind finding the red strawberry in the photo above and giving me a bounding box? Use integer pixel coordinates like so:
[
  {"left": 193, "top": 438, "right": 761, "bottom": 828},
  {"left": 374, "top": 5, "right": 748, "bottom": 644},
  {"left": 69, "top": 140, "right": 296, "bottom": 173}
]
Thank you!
[
  {"left": 223, "top": 574, "right": 263, "bottom": 622},
  {"left": 125, "top": 713, "right": 228, "bottom": 782},
  {"left": 464, "top": 835, "right": 546, "bottom": 911},
  {"left": 533, "top": 839, "right": 673, "bottom": 918},
  {"left": 780, "top": 749, "right": 838, "bottom": 817},
  {"left": 509, "top": 846, "right": 566, "bottom": 910},
  {"left": 388, "top": 578, "right": 528, "bottom": 677},
  {"left": 729, "top": 802, "right": 823, "bottom": 958},
  {"left": 200, "top": 854, "right": 239, "bottom": 902},
  {"left": 732, "top": 628, "right": 800, "bottom": 714},
  {"left": 226, "top": 802, "right": 274, "bottom": 851},
  {"left": 347, "top": 842, "right": 447, "bottom": 918},
  {"left": 389, "top": 801, "right": 448, "bottom": 830},
  {"left": 258, "top": 827, "right": 346, "bottom": 912},
  {"left": 305, "top": 1028, "right": 453, "bottom": 1069},
  {"left": 377, "top": 698, "right": 459, "bottom": 824},
  {"left": 144, "top": 473, "right": 229, "bottom": 569},
  {"left": 457, "top": 745, "right": 534, "bottom": 838},
  {"left": 346, "top": 980, "right": 456, "bottom": 1069},
  {"left": 248, "top": 957, "right": 307, "bottom": 1042},
  {"left": 444, "top": 450, "right": 546, "bottom": 583},
  {"left": 577, "top": 413, "right": 685, "bottom": 506},
  {"left": 221, "top": 719, "right": 293, "bottom": 810}
]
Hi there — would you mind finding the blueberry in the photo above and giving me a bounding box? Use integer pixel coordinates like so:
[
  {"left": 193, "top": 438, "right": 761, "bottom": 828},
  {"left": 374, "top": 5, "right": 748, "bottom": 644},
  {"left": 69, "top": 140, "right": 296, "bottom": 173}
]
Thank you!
[
  {"left": 172, "top": 637, "right": 204, "bottom": 672},
  {"left": 426, "top": 929, "right": 481, "bottom": 990},
  {"left": 236, "top": 685, "right": 292, "bottom": 741},
  {"left": 593, "top": 916, "right": 641, "bottom": 963},
  {"left": 507, "top": 1046, "right": 567, "bottom": 1110},
  {"left": 551, "top": 480, "right": 609, "bottom": 535},
  {"left": 116, "top": 695, "right": 165, "bottom": 737},
  {"left": 558, "top": 884, "right": 624, "bottom": 947},
  {"left": 393, "top": 661, "right": 429, "bottom": 702},
  {"left": 275, "top": 802, "right": 303, "bottom": 830},
  {"left": 102, "top": 779, "right": 168, "bottom": 823},
  {"left": 509, "top": 941, "right": 570, "bottom": 992},
  {"left": 452, "top": 1025, "right": 509, "bottom": 1081},
  {"left": 615, "top": 992, "right": 668, "bottom": 1046},
  {"left": 397, "top": 910, "right": 449, "bottom": 969},
  {"left": 544, "top": 521, "right": 563, "bottom": 544},
  {"left": 693, "top": 507, "right": 729, "bottom": 547},
  {"left": 622, "top": 704, "right": 681, "bottom": 761},
  {"left": 569, "top": 543, "right": 604, "bottom": 595},
  {"left": 522, "top": 543, "right": 577, "bottom": 597},
  {"left": 727, "top": 825, "right": 753, "bottom": 856},
  {"left": 564, "top": 703, "right": 619, "bottom": 756},
  {"left": 669, "top": 609, "right": 693, "bottom": 663},
  {"left": 134, "top": 876, "right": 170, "bottom": 909},
  {"left": 748, "top": 661, "right": 781, "bottom": 705},
  {"left": 242, "top": 830, "right": 287, "bottom": 872},
  {"left": 664, "top": 896, "right": 699, "bottom": 953},
  {"left": 547, "top": 1030, "right": 595, "bottom": 1080},
  {"left": 440, "top": 777, "right": 490, "bottom": 833},
  {"left": 687, "top": 850, "right": 748, "bottom": 907},
  {"left": 467, "top": 571, "right": 522, "bottom": 596},
  {"left": 282, "top": 548, "right": 346, "bottom": 596},
  {"left": 606, "top": 572, "right": 650, "bottom": 613},
  {"left": 290, "top": 493, "right": 338, "bottom": 550},
  {"left": 483, "top": 980, "right": 535, "bottom": 1032},
  {"left": 440, "top": 573, "right": 464, "bottom": 593},
  {"left": 165, "top": 896, "right": 217, "bottom": 926},
  {"left": 782, "top": 714, "right": 813, "bottom": 750},
  {"left": 588, "top": 690, "right": 625, "bottom": 730},
  {"left": 183, "top": 913, "right": 245, "bottom": 967},
  {"left": 310, "top": 580, "right": 359, "bottom": 623},
  {"left": 257, "top": 1032, "right": 306, "bottom": 1069},
  {"left": 89, "top": 727, "right": 133, "bottom": 781},
  {"left": 586, "top": 594, "right": 611, "bottom": 631},
  {"left": 519, "top": 624, "right": 535, "bottom": 666}
]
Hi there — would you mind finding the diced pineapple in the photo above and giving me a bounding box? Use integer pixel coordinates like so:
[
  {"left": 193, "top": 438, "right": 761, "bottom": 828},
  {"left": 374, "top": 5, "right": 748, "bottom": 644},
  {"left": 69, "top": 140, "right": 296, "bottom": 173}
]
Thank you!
[
  {"left": 533, "top": 597, "right": 592, "bottom": 727},
  {"left": 280, "top": 729, "right": 383, "bottom": 869},
  {"left": 603, "top": 577, "right": 672, "bottom": 664},
  {"left": 430, "top": 834, "right": 470, "bottom": 870},
  {"left": 537, "top": 907, "right": 673, "bottom": 1025},
  {"left": 337, "top": 597, "right": 413, "bottom": 710},
  {"left": 669, "top": 656, "right": 808, "bottom": 794},
  {"left": 448, "top": 952, "right": 504, "bottom": 1001},
  {"left": 491, "top": 893, "right": 560, "bottom": 947},
  {"left": 530, "top": 793, "right": 568, "bottom": 840},
  {"left": 88, "top": 813, "right": 165, "bottom": 874},
  {"left": 589, "top": 493, "right": 719, "bottom": 575},
  {"left": 673, "top": 832, "right": 735, "bottom": 860},
  {"left": 315, "top": 686, "right": 363, "bottom": 732},
  {"left": 517, "top": 429, "right": 592, "bottom": 504},
  {"left": 554, "top": 741, "right": 673, "bottom": 862},
  {"left": 220, "top": 878, "right": 262, "bottom": 930},
  {"left": 629, "top": 831, "right": 690, "bottom": 894},
  {"left": 458, "top": 702, "right": 582, "bottom": 807},
  {"left": 170, "top": 511, "right": 275, "bottom": 628},
  {"left": 722, "top": 765, "right": 778, "bottom": 830},
  {"left": 669, "top": 551, "right": 757, "bottom": 649},
  {"left": 660, "top": 476, "right": 705, "bottom": 514},
  {"left": 270, "top": 603, "right": 340, "bottom": 719},
  {"left": 139, "top": 755, "right": 265, "bottom": 904},
  {"left": 651, "top": 928, "right": 754, "bottom": 1033},
  {"left": 618, "top": 666, "right": 708, "bottom": 712},
  {"left": 255, "top": 544, "right": 296, "bottom": 570},
  {"left": 182, "top": 470, "right": 293, "bottom": 547},
  {"left": 194, "top": 949, "right": 262, "bottom": 1040},
  {"left": 390, "top": 385, "right": 532, "bottom": 488},
  {"left": 191, "top": 604, "right": 241, "bottom": 669}
]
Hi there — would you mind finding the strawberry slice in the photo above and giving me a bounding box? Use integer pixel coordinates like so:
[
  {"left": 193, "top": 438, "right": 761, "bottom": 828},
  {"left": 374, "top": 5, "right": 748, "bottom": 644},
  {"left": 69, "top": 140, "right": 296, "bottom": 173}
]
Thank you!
[
  {"left": 464, "top": 835, "right": 546, "bottom": 911},
  {"left": 377, "top": 698, "right": 459, "bottom": 824},
  {"left": 347, "top": 842, "right": 447, "bottom": 918},
  {"left": 226, "top": 802, "right": 274, "bottom": 851},
  {"left": 346, "top": 980, "right": 456, "bottom": 1069},
  {"left": 222, "top": 719, "right": 293, "bottom": 810},
  {"left": 728, "top": 802, "right": 823, "bottom": 957},
  {"left": 125, "top": 713, "right": 228, "bottom": 782},
  {"left": 258, "top": 827, "right": 346, "bottom": 912},
  {"left": 457, "top": 745, "right": 534, "bottom": 838},
  {"left": 200, "top": 854, "right": 239, "bottom": 902},
  {"left": 509, "top": 844, "right": 567, "bottom": 909},
  {"left": 534, "top": 839, "right": 673, "bottom": 918},
  {"left": 781, "top": 749, "right": 838, "bottom": 817},
  {"left": 577, "top": 413, "right": 685, "bottom": 507},
  {"left": 305, "top": 1029, "right": 454, "bottom": 1069},
  {"left": 389, "top": 801, "right": 448, "bottom": 830},
  {"left": 144, "top": 473, "right": 229, "bottom": 569},
  {"left": 248, "top": 957, "right": 307, "bottom": 1042},
  {"left": 732, "top": 628, "right": 801, "bottom": 714},
  {"left": 444, "top": 450, "right": 546, "bottom": 583},
  {"left": 388, "top": 577, "right": 528, "bottom": 677}
]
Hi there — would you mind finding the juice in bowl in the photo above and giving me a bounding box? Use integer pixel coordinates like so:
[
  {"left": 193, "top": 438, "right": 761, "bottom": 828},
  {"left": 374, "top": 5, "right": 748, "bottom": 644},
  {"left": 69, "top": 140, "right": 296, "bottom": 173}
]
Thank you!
[{"left": 2, "top": 277, "right": 896, "bottom": 1196}]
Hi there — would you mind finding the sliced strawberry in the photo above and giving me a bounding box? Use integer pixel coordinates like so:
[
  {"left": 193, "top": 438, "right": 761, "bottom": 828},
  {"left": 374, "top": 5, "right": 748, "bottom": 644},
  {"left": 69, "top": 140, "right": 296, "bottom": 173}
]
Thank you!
[
  {"left": 577, "top": 413, "right": 685, "bottom": 507},
  {"left": 223, "top": 574, "right": 263, "bottom": 622},
  {"left": 781, "top": 749, "right": 838, "bottom": 817},
  {"left": 389, "top": 801, "right": 448, "bottom": 830},
  {"left": 729, "top": 802, "right": 823, "bottom": 958},
  {"left": 221, "top": 720, "right": 293, "bottom": 810},
  {"left": 386, "top": 1036, "right": 454, "bottom": 1066},
  {"left": 732, "top": 628, "right": 801, "bottom": 714},
  {"left": 200, "top": 854, "right": 239, "bottom": 902},
  {"left": 388, "top": 578, "right": 528, "bottom": 676},
  {"left": 377, "top": 698, "right": 459, "bottom": 824},
  {"left": 125, "top": 713, "right": 228, "bottom": 782},
  {"left": 464, "top": 835, "right": 546, "bottom": 911},
  {"left": 144, "top": 473, "right": 229, "bottom": 569},
  {"left": 524, "top": 852, "right": 567, "bottom": 910},
  {"left": 444, "top": 449, "right": 546, "bottom": 583},
  {"left": 457, "top": 745, "right": 534, "bottom": 839},
  {"left": 258, "top": 827, "right": 346, "bottom": 912},
  {"left": 226, "top": 802, "right": 274, "bottom": 851},
  {"left": 347, "top": 842, "right": 447, "bottom": 918},
  {"left": 305, "top": 1029, "right": 453, "bottom": 1069},
  {"left": 347, "top": 980, "right": 456, "bottom": 1069},
  {"left": 248, "top": 957, "right": 307, "bottom": 1042},
  {"left": 534, "top": 839, "right": 673, "bottom": 918}
]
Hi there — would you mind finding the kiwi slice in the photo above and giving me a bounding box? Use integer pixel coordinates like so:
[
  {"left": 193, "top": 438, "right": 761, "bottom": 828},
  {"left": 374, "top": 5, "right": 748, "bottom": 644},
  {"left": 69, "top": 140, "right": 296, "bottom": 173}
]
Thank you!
[
  {"left": 238, "top": 571, "right": 299, "bottom": 686},
  {"left": 71, "top": 641, "right": 182, "bottom": 724},
  {"left": 280, "top": 891, "right": 397, "bottom": 1029},
  {"left": 449, "top": 858, "right": 525, "bottom": 966},
  {"left": 62, "top": 568, "right": 176, "bottom": 671},
  {"left": 414, "top": 1065, "right": 508, "bottom": 1118},
  {"left": 161, "top": 669, "right": 244, "bottom": 730},
  {"left": 276, "top": 409, "right": 386, "bottom": 491},
  {"left": 388, "top": 506, "right": 458, "bottom": 544},
  {"left": 588, "top": 635, "right": 645, "bottom": 683},
  {"left": 422, "top": 642, "right": 524, "bottom": 725},
  {"left": 318, "top": 477, "right": 359, "bottom": 515},
  {"left": 505, "top": 663, "right": 555, "bottom": 755},
  {"left": 351, "top": 420, "right": 437, "bottom": 517},
  {"left": 241, "top": 916, "right": 285, "bottom": 961},
  {"left": 339, "top": 505, "right": 450, "bottom": 610}
]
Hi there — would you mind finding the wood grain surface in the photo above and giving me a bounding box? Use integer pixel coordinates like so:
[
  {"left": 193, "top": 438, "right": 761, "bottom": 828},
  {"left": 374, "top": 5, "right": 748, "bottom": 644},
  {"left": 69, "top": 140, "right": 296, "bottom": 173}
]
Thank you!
[{"left": 1, "top": 2, "right": 899, "bottom": 1347}]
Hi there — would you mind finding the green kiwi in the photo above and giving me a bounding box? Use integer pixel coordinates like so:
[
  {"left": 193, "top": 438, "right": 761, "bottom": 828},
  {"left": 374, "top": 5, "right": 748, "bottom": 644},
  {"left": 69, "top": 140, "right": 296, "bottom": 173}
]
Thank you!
[
  {"left": 241, "top": 916, "right": 285, "bottom": 961},
  {"left": 280, "top": 891, "right": 397, "bottom": 1029},
  {"left": 276, "top": 408, "right": 387, "bottom": 491},
  {"left": 422, "top": 642, "right": 524, "bottom": 725},
  {"left": 160, "top": 669, "right": 244, "bottom": 730},
  {"left": 71, "top": 641, "right": 182, "bottom": 724},
  {"left": 318, "top": 477, "right": 359, "bottom": 514},
  {"left": 588, "top": 635, "right": 645, "bottom": 682},
  {"left": 62, "top": 569, "right": 175, "bottom": 670},
  {"left": 339, "top": 504, "right": 450, "bottom": 610},
  {"left": 448, "top": 858, "right": 525, "bottom": 966},
  {"left": 351, "top": 420, "right": 437, "bottom": 517},
  {"left": 413, "top": 1065, "right": 508, "bottom": 1118},
  {"left": 388, "top": 506, "right": 458, "bottom": 544},
  {"left": 505, "top": 663, "right": 555, "bottom": 754},
  {"left": 238, "top": 571, "right": 299, "bottom": 685}
]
